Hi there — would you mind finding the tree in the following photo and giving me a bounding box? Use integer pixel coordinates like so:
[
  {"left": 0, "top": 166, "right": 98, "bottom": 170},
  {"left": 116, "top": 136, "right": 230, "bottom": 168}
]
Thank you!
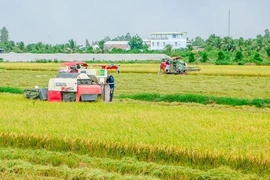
[
  {"left": 252, "top": 53, "right": 263, "bottom": 63},
  {"left": 205, "top": 34, "right": 222, "bottom": 51},
  {"left": 221, "top": 36, "right": 235, "bottom": 52},
  {"left": 53, "top": 44, "right": 65, "bottom": 53},
  {"left": 164, "top": 44, "right": 173, "bottom": 54},
  {"left": 188, "top": 52, "right": 196, "bottom": 63},
  {"left": 128, "top": 34, "right": 143, "bottom": 51},
  {"left": 86, "top": 46, "right": 93, "bottom": 53},
  {"left": 200, "top": 52, "right": 208, "bottom": 63},
  {"left": 85, "top": 39, "right": 90, "bottom": 48},
  {"left": 17, "top": 41, "right": 25, "bottom": 52},
  {"left": 266, "top": 47, "right": 270, "bottom": 56},
  {"left": 66, "top": 39, "right": 77, "bottom": 53},
  {"left": 192, "top": 36, "right": 205, "bottom": 47},
  {"left": 263, "top": 29, "right": 270, "bottom": 41},
  {"left": 215, "top": 51, "right": 226, "bottom": 65},
  {"left": 234, "top": 51, "right": 243, "bottom": 62},
  {"left": 35, "top": 42, "right": 45, "bottom": 53},
  {"left": 187, "top": 44, "right": 193, "bottom": 51},
  {"left": 0, "top": 27, "right": 9, "bottom": 42},
  {"left": 103, "top": 36, "right": 111, "bottom": 42},
  {"left": 125, "top": 33, "right": 131, "bottom": 41},
  {"left": 249, "top": 35, "right": 263, "bottom": 51},
  {"left": 98, "top": 40, "right": 105, "bottom": 53}
]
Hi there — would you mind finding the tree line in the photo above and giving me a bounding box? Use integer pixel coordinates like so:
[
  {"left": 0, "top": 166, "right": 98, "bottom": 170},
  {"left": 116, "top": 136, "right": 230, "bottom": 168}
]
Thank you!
[{"left": 0, "top": 27, "right": 269, "bottom": 65}]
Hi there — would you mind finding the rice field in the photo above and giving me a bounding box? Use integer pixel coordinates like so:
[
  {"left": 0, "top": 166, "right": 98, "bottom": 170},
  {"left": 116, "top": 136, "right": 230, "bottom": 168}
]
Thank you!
[
  {"left": 0, "top": 63, "right": 270, "bottom": 179},
  {"left": 1, "top": 62, "right": 270, "bottom": 76}
]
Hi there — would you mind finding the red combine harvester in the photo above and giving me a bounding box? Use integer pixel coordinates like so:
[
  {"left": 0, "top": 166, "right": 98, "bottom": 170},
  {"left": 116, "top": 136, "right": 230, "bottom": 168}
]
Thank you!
[
  {"left": 24, "top": 62, "right": 114, "bottom": 102},
  {"left": 47, "top": 73, "right": 102, "bottom": 102}
]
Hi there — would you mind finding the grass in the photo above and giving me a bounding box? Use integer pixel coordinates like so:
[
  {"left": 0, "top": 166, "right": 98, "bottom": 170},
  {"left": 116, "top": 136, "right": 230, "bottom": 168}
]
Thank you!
[
  {"left": 0, "top": 147, "right": 262, "bottom": 179},
  {"left": 119, "top": 93, "right": 270, "bottom": 107},
  {"left": 0, "top": 70, "right": 269, "bottom": 99},
  {"left": 0, "top": 94, "right": 270, "bottom": 177},
  {"left": 0, "top": 86, "right": 24, "bottom": 94},
  {"left": 0, "top": 63, "right": 270, "bottom": 178},
  {"left": 0, "top": 62, "right": 270, "bottom": 76}
]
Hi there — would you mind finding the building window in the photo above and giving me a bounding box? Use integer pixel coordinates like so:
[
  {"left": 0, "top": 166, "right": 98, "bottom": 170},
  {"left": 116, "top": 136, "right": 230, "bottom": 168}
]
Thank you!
[
  {"left": 163, "top": 42, "right": 166, "bottom": 46},
  {"left": 157, "top": 42, "right": 159, "bottom": 47},
  {"left": 175, "top": 42, "right": 177, "bottom": 47},
  {"left": 172, "top": 34, "right": 176, "bottom": 38},
  {"left": 152, "top": 42, "right": 154, "bottom": 46}
]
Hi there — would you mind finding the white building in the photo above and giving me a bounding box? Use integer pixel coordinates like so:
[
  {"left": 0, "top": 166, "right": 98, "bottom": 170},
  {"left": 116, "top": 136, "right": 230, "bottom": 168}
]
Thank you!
[
  {"left": 150, "top": 32, "right": 187, "bottom": 50},
  {"left": 143, "top": 39, "right": 151, "bottom": 47}
]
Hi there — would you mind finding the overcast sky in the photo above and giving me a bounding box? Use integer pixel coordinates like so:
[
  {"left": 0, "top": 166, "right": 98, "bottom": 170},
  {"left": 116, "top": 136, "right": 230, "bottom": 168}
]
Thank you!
[{"left": 1, "top": 0, "right": 269, "bottom": 45}]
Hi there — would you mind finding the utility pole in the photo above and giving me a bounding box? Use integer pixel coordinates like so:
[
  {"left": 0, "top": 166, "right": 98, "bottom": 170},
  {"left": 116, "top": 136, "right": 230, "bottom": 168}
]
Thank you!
[{"left": 228, "top": 9, "right": 231, "bottom": 37}]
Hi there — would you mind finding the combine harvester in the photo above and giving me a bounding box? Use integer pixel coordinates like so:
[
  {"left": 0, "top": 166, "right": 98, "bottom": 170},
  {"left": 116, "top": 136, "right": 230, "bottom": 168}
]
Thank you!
[
  {"left": 160, "top": 56, "right": 201, "bottom": 75},
  {"left": 24, "top": 62, "right": 117, "bottom": 102}
]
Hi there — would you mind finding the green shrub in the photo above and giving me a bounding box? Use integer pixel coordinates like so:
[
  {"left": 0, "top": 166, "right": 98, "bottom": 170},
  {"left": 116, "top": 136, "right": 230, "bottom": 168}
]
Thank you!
[
  {"left": 266, "top": 47, "right": 270, "bottom": 57},
  {"left": 188, "top": 52, "right": 196, "bottom": 63},
  {"left": 237, "top": 61, "right": 246, "bottom": 65},
  {"left": 200, "top": 52, "right": 208, "bottom": 63},
  {"left": 0, "top": 86, "right": 24, "bottom": 94},
  {"left": 119, "top": 93, "right": 270, "bottom": 108},
  {"left": 250, "top": 53, "right": 263, "bottom": 65},
  {"left": 235, "top": 51, "right": 243, "bottom": 62}
]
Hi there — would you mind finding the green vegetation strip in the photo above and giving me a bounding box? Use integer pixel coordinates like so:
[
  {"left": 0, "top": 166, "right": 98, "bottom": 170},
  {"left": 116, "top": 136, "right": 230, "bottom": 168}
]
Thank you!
[
  {"left": 0, "top": 132, "right": 269, "bottom": 177},
  {"left": 119, "top": 93, "right": 270, "bottom": 108},
  {"left": 0, "top": 147, "right": 261, "bottom": 179},
  {"left": 0, "top": 86, "right": 24, "bottom": 94}
]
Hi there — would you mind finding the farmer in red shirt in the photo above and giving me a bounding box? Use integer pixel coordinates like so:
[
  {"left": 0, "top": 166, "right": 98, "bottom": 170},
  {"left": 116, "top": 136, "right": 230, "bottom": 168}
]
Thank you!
[{"left": 160, "top": 59, "right": 166, "bottom": 74}]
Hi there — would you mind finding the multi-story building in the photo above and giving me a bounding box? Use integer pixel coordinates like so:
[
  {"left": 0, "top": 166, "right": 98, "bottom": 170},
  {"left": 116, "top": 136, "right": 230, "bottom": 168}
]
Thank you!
[{"left": 150, "top": 32, "right": 187, "bottom": 50}]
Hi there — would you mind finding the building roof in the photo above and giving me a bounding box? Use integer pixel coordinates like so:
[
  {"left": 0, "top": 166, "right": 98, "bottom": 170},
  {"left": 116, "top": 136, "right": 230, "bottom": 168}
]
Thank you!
[
  {"left": 143, "top": 39, "right": 150, "bottom": 42},
  {"left": 151, "top": 32, "right": 187, "bottom": 35},
  {"left": 0, "top": 53, "right": 171, "bottom": 61},
  {"left": 104, "top": 41, "right": 129, "bottom": 45}
]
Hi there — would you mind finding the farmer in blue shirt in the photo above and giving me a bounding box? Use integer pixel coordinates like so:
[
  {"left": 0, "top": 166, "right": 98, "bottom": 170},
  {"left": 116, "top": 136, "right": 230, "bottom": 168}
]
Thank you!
[{"left": 106, "top": 73, "right": 115, "bottom": 101}]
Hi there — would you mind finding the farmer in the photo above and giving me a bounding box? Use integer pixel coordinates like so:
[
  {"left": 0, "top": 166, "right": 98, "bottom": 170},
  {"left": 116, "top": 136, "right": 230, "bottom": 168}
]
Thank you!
[
  {"left": 117, "top": 65, "right": 120, "bottom": 74},
  {"left": 106, "top": 73, "right": 115, "bottom": 101},
  {"left": 165, "top": 59, "right": 171, "bottom": 73},
  {"left": 159, "top": 59, "right": 166, "bottom": 74}
]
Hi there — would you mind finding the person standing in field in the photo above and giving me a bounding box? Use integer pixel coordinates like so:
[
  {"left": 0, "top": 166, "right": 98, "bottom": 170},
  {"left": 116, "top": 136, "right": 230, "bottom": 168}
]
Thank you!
[
  {"left": 117, "top": 65, "right": 120, "bottom": 74},
  {"left": 106, "top": 73, "right": 115, "bottom": 101},
  {"left": 159, "top": 59, "right": 166, "bottom": 74}
]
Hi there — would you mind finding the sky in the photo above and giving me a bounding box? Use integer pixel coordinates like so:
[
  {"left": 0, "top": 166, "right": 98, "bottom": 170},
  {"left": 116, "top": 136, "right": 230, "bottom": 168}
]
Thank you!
[{"left": 0, "top": 0, "right": 269, "bottom": 45}]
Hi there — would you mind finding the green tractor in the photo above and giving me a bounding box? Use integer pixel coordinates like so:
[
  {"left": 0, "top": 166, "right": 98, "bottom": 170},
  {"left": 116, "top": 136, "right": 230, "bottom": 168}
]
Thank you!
[{"left": 163, "top": 56, "right": 201, "bottom": 75}]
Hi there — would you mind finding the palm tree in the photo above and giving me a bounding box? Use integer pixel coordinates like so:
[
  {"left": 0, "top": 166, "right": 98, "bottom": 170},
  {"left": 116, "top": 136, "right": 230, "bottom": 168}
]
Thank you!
[
  {"left": 66, "top": 39, "right": 77, "bottom": 53},
  {"left": 221, "top": 36, "right": 235, "bottom": 52},
  {"left": 17, "top": 41, "right": 25, "bottom": 52},
  {"left": 98, "top": 40, "right": 105, "bottom": 53}
]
